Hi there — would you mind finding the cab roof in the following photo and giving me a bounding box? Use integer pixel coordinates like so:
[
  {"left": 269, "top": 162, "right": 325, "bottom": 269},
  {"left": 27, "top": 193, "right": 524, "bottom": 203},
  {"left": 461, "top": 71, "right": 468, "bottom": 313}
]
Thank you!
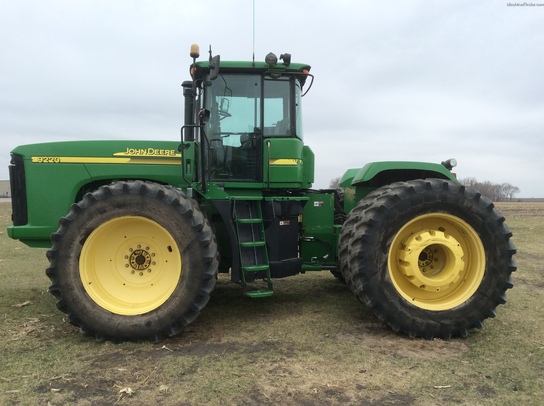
[{"left": 194, "top": 60, "right": 311, "bottom": 78}]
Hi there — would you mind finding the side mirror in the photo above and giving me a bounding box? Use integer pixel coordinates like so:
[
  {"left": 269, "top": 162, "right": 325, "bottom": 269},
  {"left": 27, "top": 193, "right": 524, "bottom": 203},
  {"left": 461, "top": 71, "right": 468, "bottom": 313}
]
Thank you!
[
  {"left": 208, "top": 55, "right": 220, "bottom": 81},
  {"left": 219, "top": 97, "right": 230, "bottom": 118}
]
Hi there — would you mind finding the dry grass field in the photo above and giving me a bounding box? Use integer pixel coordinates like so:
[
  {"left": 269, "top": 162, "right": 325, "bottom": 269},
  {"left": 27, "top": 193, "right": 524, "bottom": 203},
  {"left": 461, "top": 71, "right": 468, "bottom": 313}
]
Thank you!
[{"left": 0, "top": 201, "right": 542, "bottom": 405}]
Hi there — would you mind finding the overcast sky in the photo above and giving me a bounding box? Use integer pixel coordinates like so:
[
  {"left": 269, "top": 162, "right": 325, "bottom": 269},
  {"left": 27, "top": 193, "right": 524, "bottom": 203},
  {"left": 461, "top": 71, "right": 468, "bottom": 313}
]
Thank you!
[{"left": 1, "top": 0, "right": 543, "bottom": 197}]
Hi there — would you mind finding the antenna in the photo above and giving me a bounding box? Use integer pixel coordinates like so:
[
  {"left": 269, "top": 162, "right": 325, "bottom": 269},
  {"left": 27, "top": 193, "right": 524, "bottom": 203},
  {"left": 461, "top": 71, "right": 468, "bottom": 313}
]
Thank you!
[{"left": 252, "top": 0, "right": 256, "bottom": 65}]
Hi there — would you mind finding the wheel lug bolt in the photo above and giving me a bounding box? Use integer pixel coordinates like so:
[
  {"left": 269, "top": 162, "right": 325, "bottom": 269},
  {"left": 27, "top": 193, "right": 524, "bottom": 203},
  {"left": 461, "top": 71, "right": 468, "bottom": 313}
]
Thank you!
[
  {"left": 131, "top": 270, "right": 135, "bottom": 274},
  {"left": 139, "top": 272, "right": 143, "bottom": 276}
]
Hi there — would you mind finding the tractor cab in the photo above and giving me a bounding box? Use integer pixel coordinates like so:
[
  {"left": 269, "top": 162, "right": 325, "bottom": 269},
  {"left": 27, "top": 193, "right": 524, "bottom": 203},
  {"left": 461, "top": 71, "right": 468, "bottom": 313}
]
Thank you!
[{"left": 182, "top": 45, "right": 314, "bottom": 194}]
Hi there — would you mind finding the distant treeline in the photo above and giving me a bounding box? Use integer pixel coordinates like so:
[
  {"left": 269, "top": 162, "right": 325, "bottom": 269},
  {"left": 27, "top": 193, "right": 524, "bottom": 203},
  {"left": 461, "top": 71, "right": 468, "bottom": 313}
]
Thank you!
[{"left": 459, "top": 177, "right": 520, "bottom": 202}]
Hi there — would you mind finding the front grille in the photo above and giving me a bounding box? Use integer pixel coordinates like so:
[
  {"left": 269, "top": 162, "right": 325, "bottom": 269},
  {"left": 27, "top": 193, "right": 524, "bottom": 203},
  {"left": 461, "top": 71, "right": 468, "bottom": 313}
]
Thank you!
[{"left": 9, "top": 153, "right": 28, "bottom": 226}]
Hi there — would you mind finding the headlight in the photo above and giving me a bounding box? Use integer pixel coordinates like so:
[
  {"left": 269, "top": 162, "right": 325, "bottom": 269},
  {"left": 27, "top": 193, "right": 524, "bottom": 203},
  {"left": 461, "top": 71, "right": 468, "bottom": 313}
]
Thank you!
[{"left": 441, "top": 158, "right": 457, "bottom": 171}]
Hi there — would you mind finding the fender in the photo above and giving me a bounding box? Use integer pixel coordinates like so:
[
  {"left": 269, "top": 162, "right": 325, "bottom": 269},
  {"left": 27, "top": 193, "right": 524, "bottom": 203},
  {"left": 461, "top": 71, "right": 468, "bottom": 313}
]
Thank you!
[{"left": 339, "top": 161, "right": 458, "bottom": 213}]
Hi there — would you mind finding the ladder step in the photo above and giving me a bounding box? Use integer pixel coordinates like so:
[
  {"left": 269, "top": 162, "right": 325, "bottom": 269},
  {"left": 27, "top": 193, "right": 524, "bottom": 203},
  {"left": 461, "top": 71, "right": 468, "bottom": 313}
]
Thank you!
[
  {"left": 236, "top": 218, "right": 262, "bottom": 224},
  {"left": 243, "top": 265, "right": 270, "bottom": 272},
  {"left": 245, "top": 289, "right": 274, "bottom": 298},
  {"left": 233, "top": 199, "right": 272, "bottom": 289},
  {"left": 240, "top": 241, "right": 266, "bottom": 248}
]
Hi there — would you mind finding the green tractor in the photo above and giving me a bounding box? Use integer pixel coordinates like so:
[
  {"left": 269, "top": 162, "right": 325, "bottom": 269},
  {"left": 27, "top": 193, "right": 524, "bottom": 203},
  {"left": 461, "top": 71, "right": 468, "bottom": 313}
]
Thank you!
[{"left": 7, "top": 45, "right": 516, "bottom": 342}]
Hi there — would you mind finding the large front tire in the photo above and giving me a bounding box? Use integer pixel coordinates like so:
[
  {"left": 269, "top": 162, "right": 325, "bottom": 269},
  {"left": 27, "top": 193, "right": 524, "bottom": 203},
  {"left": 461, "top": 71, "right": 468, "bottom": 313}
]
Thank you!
[
  {"left": 46, "top": 181, "right": 218, "bottom": 342},
  {"left": 344, "top": 179, "right": 516, "bottom": 339}
]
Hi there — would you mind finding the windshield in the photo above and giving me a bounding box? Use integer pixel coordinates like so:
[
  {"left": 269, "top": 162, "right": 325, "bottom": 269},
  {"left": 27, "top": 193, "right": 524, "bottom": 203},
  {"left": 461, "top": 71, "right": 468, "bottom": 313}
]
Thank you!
[
  {"left": 205, "top": 73, "right": 303, "bottom": 138},
  {"left": 206, "top": 74, "right": 260, "bottom": 138},
  {"left": 203, "top": 73, "right": 303, "bottom": 181},
  {"left": 263, "top": 78, "right": 290, "bottom": 136}
]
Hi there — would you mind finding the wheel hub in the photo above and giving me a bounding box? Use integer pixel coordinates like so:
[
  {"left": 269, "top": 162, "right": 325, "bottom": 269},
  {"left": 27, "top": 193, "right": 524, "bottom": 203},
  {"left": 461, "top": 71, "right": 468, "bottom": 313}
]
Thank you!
[
  {"left": 80, "top": 216, "right": 182, "bottom": 315},
  {"left": 397, "top": 229, "right": 465, "bottom": 292},
  {"left": 127, "top": 246, "right": 155, "bottom": 275},
  {"left": 388, "top": 213, "right": 486, "bottom": 311}
]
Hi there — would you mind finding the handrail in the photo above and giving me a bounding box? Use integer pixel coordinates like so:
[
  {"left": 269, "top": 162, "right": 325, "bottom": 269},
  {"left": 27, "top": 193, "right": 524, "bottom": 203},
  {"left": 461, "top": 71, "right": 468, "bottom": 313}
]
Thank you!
[{"left": 266, "top": 140, "right": 271, "bottom": 189}]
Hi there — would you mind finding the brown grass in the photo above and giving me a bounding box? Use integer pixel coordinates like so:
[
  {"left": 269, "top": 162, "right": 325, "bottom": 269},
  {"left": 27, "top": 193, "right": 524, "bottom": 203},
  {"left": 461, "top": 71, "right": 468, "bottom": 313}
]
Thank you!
[{"left": 0, "top": 201, "right": 543, "bottom": 405}]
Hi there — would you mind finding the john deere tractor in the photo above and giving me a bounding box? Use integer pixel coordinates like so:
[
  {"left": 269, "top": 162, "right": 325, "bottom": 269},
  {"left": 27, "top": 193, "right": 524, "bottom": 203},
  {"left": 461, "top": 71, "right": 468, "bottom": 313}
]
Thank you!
[{"left": 7, "top": 45, "right": 516, "bottom": 342}]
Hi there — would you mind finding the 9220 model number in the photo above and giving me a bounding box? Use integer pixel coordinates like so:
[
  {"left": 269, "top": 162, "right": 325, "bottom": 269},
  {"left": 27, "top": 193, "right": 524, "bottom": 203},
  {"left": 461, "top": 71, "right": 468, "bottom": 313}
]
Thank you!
[{"left": 32, "top": 156, "right": 61, "bottom": 163}]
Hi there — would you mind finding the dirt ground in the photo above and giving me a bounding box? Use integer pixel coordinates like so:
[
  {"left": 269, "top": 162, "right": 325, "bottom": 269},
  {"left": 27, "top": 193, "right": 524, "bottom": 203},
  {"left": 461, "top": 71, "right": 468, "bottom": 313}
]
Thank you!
[{"left": 1, "top": 202, "right": 543, "bottom": 405}]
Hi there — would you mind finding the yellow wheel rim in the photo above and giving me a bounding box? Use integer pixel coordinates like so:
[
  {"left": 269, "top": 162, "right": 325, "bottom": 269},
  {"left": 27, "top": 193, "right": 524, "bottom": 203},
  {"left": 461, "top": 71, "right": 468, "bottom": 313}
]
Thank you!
[
  {"left": 79, "top": 216, "right": 182, "bottom": 315},
  {"left": 388, "top": 213, "right": 485, "bottom": 311}
]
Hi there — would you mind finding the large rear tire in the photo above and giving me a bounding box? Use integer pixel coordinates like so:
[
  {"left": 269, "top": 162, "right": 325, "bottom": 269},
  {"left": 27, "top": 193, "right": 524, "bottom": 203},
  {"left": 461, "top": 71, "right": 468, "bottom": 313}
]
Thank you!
[
  {"left": 46, "top": 181, "right": 218, "bottom": 342},
  {"left": 343, "top": 179, "right": 516, "bottom": 339},
  {"left": 338, "top": 186, "right": 391, "bottom": 288}
]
